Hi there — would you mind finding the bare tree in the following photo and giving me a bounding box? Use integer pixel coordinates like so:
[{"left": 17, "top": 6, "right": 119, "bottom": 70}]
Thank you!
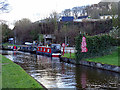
[
  {"left": 86, "top": 2, "right": 119, "bottom": 19},
  {"left": 49, "top": 11, "right": 59, "bottom": 19},
  {"left": 1, "top": 23, "right": 13, "bottom": 42},
  {"left": 14, "top": 18, "right": 33, "bottom": 44},
  {"left": 72, "top": 6, "right": 86, "bottom": 18},
  {"left": 62, "top": 9, "right": 71, "bottom": 16},
  {"left": 72, "top": 7, "right": 80, "bottom": 18},
  {"left": 54, "top": 23, "right": 79, "bottom": 46},
  {"left": 118, "top": 1, "right": 120, "bottom": 28},
  {"left": 0, "top": 0, "right": 10, "bottom": 13}
]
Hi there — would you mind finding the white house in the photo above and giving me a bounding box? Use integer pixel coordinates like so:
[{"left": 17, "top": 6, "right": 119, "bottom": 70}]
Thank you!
[{"left": 100, "top": 15, "right": 118, "bottom": 19}]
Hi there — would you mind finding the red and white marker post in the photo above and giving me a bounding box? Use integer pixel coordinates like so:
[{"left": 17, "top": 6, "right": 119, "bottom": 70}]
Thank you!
[{"left": 62, "top": 43, "right": 65, "bottom": 56}]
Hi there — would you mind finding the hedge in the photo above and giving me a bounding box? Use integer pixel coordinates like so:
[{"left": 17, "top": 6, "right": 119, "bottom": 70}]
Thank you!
[{"left": 75, "top": 34, "right": 118, "bottom": 63}]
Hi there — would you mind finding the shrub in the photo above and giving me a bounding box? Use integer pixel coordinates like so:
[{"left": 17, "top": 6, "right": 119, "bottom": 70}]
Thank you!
[
  {"left": 109, "top": 27, "right": 119, "bottom": 39},
  {"left": 75, "top": 34, "right": 118, "bottom": 63}
]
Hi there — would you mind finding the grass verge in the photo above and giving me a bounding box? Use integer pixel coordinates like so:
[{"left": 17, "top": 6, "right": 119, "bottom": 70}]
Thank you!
[
  {"left": 62, "top": 46, "right": 119, "bottom": 66},
  {"left": 62, "top": 53, "right": 76, "bottom": 59},
  {"left": 2, "top": 43, "right": 20, "bottom": 48},
  {"left": 1, "top": 54, "right": 43, "bottom": 88},
  {"left": 86, "top": 47, "right": 119, "bottom": 66}
]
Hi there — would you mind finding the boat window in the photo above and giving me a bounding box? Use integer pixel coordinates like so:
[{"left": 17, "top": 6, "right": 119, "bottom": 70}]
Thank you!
[
  {"left": 47, "top": 49, "right": 49, "bottom": 52},
  {"left": 56, "top": 45, "right": 60, "bottom": 49},
  {"left": 41, "top": 48, "right": 42, "bottom": 51},
  {"left": 38, "top": 48, "right": 39, "bottom": 51},
  {"left": 44, "top": 48, "right": 45, "bottom": 51},
  {"left": 51, "top": 44, "right": 61, "bottom": 50}
]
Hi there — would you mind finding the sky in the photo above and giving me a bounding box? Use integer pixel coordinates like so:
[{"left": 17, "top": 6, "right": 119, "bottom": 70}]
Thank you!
[{"left": 0, "top": 0, "right": 101, "bottom": 29}]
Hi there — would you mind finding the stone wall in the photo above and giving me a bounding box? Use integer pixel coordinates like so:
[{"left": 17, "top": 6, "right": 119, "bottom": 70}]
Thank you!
[{"left": 60, "top": 57, "right": 120, "bottom": 73}]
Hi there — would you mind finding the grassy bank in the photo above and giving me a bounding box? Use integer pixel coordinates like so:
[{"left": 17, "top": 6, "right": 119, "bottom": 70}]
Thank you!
[
  {"left": 2, "top": 43, "right": 20, "bottom": 48},
  {"left": 62, "top": 53, "right": 76, "bottom": 59},
  {"left": 62, "top": 46, "right": 119, "bottom": 66},
  {"left": 1, "top": 54, "right": 43, "bottom": 88},
  {"left": 86, "top": 47, "right": 119, "bottom": 66},
  {"left": 2, "top": 43, "right": 14, "bottom": 47}
]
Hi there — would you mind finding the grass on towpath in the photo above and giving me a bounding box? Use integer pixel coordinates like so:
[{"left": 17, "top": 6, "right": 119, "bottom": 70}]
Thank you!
[
  {"left": 1, "top": 54, "right": 43, "bottom": 88},
  {"left": 62, "top": 46, "right": 119, "bottom": 66},
  {"left": 86, "top": 46, "right": 119, "bottom": 66},
  {"left": 2, "top": 43, "right": 20, "bottom": 48},
  {"left": 62, "top": 53, "right": 76, "bottom": 59}
]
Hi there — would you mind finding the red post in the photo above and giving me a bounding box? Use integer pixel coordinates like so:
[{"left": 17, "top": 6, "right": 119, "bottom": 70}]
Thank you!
[
  {"left": 63, "top": 47, "right": 65, "bottom": 56},
  {"left": 62, "top": 43, "right": 65, "bottom": 56},
  {"left": 70, "top": 49, "right": 71, "bottom": 57}
]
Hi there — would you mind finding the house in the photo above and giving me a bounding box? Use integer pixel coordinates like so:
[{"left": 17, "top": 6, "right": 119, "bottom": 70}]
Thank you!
[
  {"left": 100, "top": 15, "right": 118, "bottom": 19},
  {"left": 78, "top": 15, "right": 88, "bottom": 19},
  {"left": 73, "top": 15, "right": 89, "bottom": 22}
]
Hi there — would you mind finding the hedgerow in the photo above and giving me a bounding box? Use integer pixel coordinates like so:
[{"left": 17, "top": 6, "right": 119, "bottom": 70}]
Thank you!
[{"left": 75, "top": 33, "right": 118, "bottom": 63}]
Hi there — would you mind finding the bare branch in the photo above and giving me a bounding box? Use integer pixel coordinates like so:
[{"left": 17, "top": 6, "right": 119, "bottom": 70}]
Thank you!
[{"left": 0, "top": 0, "right": 10, "bottom": 13}]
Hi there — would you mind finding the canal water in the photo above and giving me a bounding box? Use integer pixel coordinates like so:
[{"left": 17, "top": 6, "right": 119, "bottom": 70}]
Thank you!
[{"left": 1, "top": 50, "right": 120, "bottom": 89}]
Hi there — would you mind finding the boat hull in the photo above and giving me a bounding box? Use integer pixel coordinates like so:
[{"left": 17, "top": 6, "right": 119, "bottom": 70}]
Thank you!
[
  {"left": 52, "top": 53, "right": 61, "bottom": 57},
  {"left": 36, "top": 51, "right": 52, "bottom": 57}
]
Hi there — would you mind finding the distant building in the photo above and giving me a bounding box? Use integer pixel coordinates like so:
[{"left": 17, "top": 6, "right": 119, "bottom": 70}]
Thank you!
[
  {"left": 73, "top": 15, "right": 89, "bottom": 22},
  {"left": 73, "top": 19, "right": 83, "bottom": 22},
  {"left": 8, "top": 38, "right": 14, "bottom": 44},
  {"left": 78, "top": 15, "right": 88, "bottom": 19},
  {"left": 61, "top": 16, "right": 74, "bottom": 22},
  {"left": 43, "top": 34, "right": 55, "bottom": 45},
  {"left": 100, "top": 15, "right": 118, "bottom": 19}
]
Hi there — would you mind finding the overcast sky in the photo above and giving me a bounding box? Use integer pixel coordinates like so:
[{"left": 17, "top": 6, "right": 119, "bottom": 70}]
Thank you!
[{"left": 0, "top": 0, "right": 101, "bottom": 28}]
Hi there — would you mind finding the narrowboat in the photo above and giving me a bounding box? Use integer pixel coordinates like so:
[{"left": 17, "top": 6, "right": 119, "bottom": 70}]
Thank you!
[
  {"left": 19, "top": 45, "right": 37, "bottom": 53},
  {"left": 36, "top": 44, "right": 61, "bottom": 57},
  {"left": 2, "top": 45, "right": 17, "bottom": 51}
]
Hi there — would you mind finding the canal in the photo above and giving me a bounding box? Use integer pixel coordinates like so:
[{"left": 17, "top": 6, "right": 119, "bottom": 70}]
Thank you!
[{"left": 1, "top": 50, "right": 120, "bottom": 89}]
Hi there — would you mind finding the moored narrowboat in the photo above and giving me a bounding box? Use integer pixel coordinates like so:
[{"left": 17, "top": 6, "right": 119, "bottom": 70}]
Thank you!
[
  {"left": 37, "top": 44, "right": 61, "bottom": 57},
  {"left": 19, "top": 45, "right": 37, "bottom": 54}
]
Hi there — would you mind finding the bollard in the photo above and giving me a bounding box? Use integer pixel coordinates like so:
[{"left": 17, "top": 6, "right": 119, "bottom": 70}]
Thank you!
[
  {"left": 70, "top": 49, "right": 71, "bottom": 57},
  {"left": 63, "top": 47, "right": 65, "bottom": 56},
  {"left": 62, "top": 43, "right": 65, "bottom": 56}
]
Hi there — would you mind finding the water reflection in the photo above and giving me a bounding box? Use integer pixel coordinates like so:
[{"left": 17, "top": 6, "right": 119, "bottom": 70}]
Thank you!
[
  {"left": 75, "top": 65, "right": 120, "bottom": 89},
  {"left": 1, "top": 50, "right": 120, "bottom": 89}
]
